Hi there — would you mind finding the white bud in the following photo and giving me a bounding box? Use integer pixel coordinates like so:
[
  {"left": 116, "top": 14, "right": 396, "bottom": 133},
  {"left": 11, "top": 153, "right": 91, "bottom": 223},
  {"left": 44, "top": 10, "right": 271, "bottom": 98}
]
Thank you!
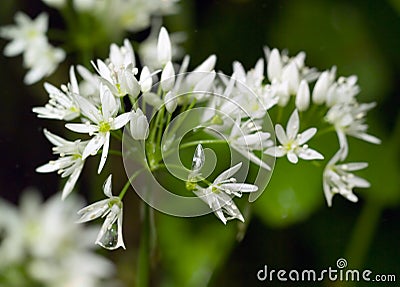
[
  {"left": 192, "top": 71, "right": 216, "bottom": 101},
  {"left": 267, "top": 48, "right": 282, "bottom": 81},
  {"left": 130, "top": 109, "right": 149, "bottom": 140},
  {"left": 120, "top": 70, "right": 140, "bottom": 98},
  {"left": 295, "top": 80, "right": 310, "bottom": 111},
  {"left": 139, "top": 66, "right": 152, "bottom": 93},
  {"left": 160, "top": 61, "right": 175, "bottom": 92},
  {"left": 186, "top": 55, "right": 217, "bottom": 88},
  {"left": 157, "top": 27, "right": 172, "bottom": 66},
  {"left": 165, "top": 91, "right": 177, "bottom": 114},
  {"left": 312, "top": 71, "right": 330, "bottom": 105},
  {"left": 282, "top": 61, "right": 299, "bottom": 95}
]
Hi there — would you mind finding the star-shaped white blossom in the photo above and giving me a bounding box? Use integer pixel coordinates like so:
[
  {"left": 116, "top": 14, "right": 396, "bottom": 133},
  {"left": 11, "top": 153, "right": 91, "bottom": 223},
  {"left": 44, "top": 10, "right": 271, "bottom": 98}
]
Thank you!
[
  {"left": 36, "top": 129, "right": 86, "bottom": 200},
  {"left": 189, "top": 145, "right": 258, "bottom": 224},
  {"left": 32, "top": 66, "right": 80, "bottom": 121},
  {"left": 323, "top": 148, "right": 370, "bottom": 206},
  {"left": 77, "top": 175, "right": 125, "bottom": 250},
  {"left": 66, "top": 84, "right": 131, "bottom": 173},
  {"left": 228, "top": 117, "right": 272, "bottom": 170},
  {"left": 92, "top": 39, "right": 140, "bottom": 98},
  {"left": 265, "top": 109, "right": 324, "bottom": 164}
]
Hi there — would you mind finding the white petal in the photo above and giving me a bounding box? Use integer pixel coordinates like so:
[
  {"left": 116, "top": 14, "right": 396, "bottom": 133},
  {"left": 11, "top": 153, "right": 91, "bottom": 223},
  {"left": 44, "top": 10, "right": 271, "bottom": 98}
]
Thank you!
[
  {"left": 221, "top": 183, "right": 258, "bottom": 193},
  {"left": 297, "top": 127, "right": 317, "bottom": 145},
  {"left": 103, "top": 174, "right": 113, "bottom": 197},
  {"left": 61, "top": 163, "right": 83, "bottom": 200},
  {"left": 82, "top": 134, "right": 105, "bottom": 159},
  {"left": 286, "top": 109, "right": 300, "bottom": 140},
  {"left": 338, "top": 162, "right": 368, "bottom": 171},
  {"left": 66, "top": 123, "right": 98, "bottom": 134},
  {"left": 264, "top": 146, "right": 286, "bottom": 157},
  {"left": 112, "top": 112, "right": 131, "bottom": 130},
  {"left": 76, "top": 199, "right": 109, "bottom": 223},
  {"left": 275, "top": 124, "right": 288, "bottom": 144},
  {"left": 214, "top": 162, "right": 242, "bottom": 184},
  {"left": 298, "top": 148, "right": 324, "bottom": 161},
  {"left": 98, "top": 132, "right": 110, "bottom": 174},
  {"left": 287, "top": 152, "right": 299, "bottom": 164}
]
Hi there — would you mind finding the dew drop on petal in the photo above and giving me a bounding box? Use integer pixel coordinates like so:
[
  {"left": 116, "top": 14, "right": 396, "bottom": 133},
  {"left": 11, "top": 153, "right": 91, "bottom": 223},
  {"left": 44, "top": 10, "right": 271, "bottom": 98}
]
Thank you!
[{"left": 97, "top": 223, "right": 119, "bottom": 250}]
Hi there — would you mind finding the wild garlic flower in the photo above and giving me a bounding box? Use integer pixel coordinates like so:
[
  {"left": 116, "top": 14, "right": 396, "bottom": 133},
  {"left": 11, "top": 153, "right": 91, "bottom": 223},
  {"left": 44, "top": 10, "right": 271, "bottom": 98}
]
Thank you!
[
  {"left": 0, "top": 191, "right": 116, "bottom": 287},
  {"left": 77, "top": 175, "right": 125, "bottom": 250},
  {"left": 323, "top": 149, "right": 370, "bottom": 206},
  {"left": 326, "top": 102, "right": 381, "bottom": 159},
  {"left": 189, "top": 145, "right": 258, "bottom": 224},
  {"left": 92, "top": 39, "right": 140, "bottom": 98},
  {"left": 32, "top": 67, "right": 80, "bottom": 121},
  {"left": 0, "top": 12, "right": 65, "bottom": 84},
  {"left": 265, "top": 109, "right": 324, "bottom": 164},
  {"left": 0, "top": 12, "right": 48, "bottom": 57},
  {"left": 228, "top": 117, "right": 273, "bottom": 170},
  {"left": 66, "top": 84, "right": 131, "bottom": 173},
  {"left": 36, "top": 129, "right": 87, "bottom": 200}
]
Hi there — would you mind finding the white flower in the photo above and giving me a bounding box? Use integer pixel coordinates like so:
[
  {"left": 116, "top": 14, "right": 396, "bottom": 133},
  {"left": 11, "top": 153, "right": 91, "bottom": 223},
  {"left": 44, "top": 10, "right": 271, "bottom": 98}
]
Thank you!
[
  {"left": 326, "top": 75, "right": 360, "bottom": 107},
  {"left": 164, "top": 90, "right": 178, "bottom": 113},
  {"left": 325, "top": 102, "right": 381, "bottom": 159},
  {"left": 92, "top": 39, "right": 140, "bottom": 98},
  {"left": 36, "top": 129, "right": 86, "bottom": 200},
  {"left": 265, "top": 109, "right": 324, "bottom": 164},
  {"left": 66, "top": 85, "right": 131, "bottom": 173},
  {"left": 193, "top": 162, "right": 258, "bottom": 224},
  {"left": 0, "top": 12, "right": 48, "bottom": 57},
  {"left": 323, "top": 149, "right": 370, "bottom": 206},
  {"left": 228, "top": 117, "right": 273, "bottom": 170},
  {"left": 77, "top": 175, "right": 125, "bottom": 250},
  {"left": 32, "top": 67, "right": 80, "bottom": 120},
  {"left": 188, "top": 145, "right": 258, "bottom": 224},
  {"left": 130, "top": 108, "right": 149, "bottom": 140},
  {"left": 22, "top": 40, "right": 65, "bottom": 84},
  {"left": 0, "top": 191, "right": 116, "bottom": 286}
]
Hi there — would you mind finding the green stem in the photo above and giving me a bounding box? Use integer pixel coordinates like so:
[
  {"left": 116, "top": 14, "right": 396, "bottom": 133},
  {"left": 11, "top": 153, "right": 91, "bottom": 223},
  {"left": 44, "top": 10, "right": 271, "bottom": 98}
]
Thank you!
[
  {"left": 137, "top": 201, "right": 151, "bottom": 287},
  {"left": 118, "top": 168, "right": 145, "bottom": 199}
]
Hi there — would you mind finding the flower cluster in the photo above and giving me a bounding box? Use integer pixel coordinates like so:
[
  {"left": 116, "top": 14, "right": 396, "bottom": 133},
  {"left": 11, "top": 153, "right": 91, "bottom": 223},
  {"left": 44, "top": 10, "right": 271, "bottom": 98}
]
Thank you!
[
  {"left": 0, "top": 1, "right": 179, "bottom": 84},
  {"left": 31, "top": 26, "right": 379, "bottom": 248},
  {"left": 0, "top": 12, "right": 65, "bottom": 84},
  {"left": 0, "top": 191, "right": 117, "bottom": 287}
]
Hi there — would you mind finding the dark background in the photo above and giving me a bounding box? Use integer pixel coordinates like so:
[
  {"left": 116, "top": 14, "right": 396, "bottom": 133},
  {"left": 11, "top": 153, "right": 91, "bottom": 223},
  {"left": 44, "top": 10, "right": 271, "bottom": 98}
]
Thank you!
[{"left": 0, "top": 0, "right": 399, "bottom": 286}]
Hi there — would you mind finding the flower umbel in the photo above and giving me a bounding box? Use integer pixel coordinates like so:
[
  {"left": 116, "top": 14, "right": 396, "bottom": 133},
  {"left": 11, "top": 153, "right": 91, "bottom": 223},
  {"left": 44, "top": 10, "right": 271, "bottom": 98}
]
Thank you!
[{"left": 77, "top": 175, "right": 125, "bottom": 250}]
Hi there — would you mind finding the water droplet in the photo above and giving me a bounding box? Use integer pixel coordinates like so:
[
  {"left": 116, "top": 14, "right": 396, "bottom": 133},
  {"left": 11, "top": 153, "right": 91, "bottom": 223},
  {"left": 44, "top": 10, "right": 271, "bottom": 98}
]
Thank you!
[{"left": 97, "top": 223, "right": 119, "bottom": 250}]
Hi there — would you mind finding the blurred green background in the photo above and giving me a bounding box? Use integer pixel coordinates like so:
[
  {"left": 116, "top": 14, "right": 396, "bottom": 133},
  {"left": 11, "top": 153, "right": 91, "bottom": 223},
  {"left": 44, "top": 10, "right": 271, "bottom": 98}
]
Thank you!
[{"left": 0, "top": 0, "right": 399, "bottom": 286}]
